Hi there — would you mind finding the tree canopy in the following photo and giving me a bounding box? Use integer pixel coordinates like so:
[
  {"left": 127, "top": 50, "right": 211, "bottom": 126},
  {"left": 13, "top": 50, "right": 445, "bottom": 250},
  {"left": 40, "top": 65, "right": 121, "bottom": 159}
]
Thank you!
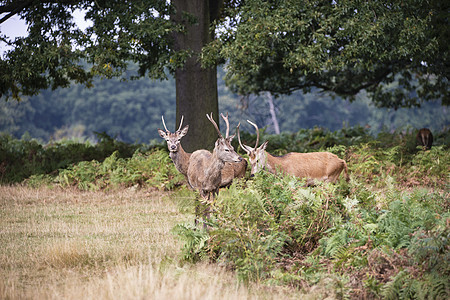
[
  {"left": 204, "top": 0, "right": 449, "bottom": 109},
  {"left": 1, "top": 0, "right": 223, "bottom": 151},
  {"left": 0, "top": 0, "right": 177, "bottom": 99},
  {"left": 0, "top": 0, "right": 448, "bottom": 150}
]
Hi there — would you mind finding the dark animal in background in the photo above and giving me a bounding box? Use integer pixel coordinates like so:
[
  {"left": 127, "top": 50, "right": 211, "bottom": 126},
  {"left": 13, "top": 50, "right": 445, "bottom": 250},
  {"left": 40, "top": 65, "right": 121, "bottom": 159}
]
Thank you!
[{"left": 416, "top": 128, "right": 433, "bottom": 150}]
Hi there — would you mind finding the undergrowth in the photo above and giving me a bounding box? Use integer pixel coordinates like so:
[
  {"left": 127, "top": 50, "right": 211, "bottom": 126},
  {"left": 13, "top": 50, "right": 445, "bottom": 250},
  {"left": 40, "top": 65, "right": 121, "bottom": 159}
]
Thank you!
[
  {"left": 1, "top": 126, "right": 449, "bottom": 298},
  {"left": 173, "top": 127, "right": 449, "bottom": 299}
]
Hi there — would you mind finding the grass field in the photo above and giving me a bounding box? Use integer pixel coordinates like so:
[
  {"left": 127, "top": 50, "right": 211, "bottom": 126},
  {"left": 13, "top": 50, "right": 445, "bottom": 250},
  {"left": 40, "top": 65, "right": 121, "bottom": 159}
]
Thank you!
[{"left": 1, "top": 185, "right": 314, "bottom": 300}]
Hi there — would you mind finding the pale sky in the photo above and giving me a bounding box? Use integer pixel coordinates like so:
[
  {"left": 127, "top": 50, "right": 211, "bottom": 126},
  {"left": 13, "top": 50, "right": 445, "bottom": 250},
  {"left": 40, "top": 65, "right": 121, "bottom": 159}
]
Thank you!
[
  {"left": 0, "top": 15, "right": 28, "bottom": 54},
  {"left": 0, "top": 10, "right": 90, "bottom": 55}
]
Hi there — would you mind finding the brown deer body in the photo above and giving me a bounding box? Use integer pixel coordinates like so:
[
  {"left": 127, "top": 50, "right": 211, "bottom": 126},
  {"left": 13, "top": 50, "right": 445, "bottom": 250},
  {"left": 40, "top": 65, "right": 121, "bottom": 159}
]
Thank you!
[
  {"left": 416, "top": 128, "right": 433, "bottom": 150},
  {"left": 187, "top": 113, "right": 244, "bottom": 200},
  {"left": 158, "top": 115, "right": 247, "bottom": 187},
  {"left": 238, "top": 120, "right": 349, "bottom": 184},
  {"left": 217, "top": 113, "right": 248, "bottom": 187}
]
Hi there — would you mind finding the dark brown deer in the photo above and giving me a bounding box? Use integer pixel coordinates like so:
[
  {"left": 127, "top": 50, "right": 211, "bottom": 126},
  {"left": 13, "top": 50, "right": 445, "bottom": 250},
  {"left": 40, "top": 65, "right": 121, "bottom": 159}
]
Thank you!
[
  {"left": 187, "top": 113, "right": 243, "bottom": 226},
  {"left": 219, "top": 113, "right": 248, "bottom": 187},
  {"left": 158, "top": 114, "right": 247, "bottom": 187},
  {"left": 238, "top": 120, "right": 349, "bottom": 184},
  {"left": 416, "top": 128, "right": 433, "bottom": 150}
]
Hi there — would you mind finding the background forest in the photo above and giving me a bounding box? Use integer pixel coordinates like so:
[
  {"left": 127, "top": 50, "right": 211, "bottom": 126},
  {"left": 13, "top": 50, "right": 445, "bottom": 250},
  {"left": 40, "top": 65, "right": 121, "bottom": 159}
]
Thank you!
[{"left": 1, "top": 65, "right": 447, "bottom": 144}]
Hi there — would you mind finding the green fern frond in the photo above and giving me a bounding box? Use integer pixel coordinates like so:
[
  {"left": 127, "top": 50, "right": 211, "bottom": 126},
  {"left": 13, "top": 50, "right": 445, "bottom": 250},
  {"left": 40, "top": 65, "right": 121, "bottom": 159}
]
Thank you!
[
  {"left": 381, "top": 270, "right": 409, "bottom": 300},
  {"left": 172, "top": 223, "right": 209, "bottom": 263}
]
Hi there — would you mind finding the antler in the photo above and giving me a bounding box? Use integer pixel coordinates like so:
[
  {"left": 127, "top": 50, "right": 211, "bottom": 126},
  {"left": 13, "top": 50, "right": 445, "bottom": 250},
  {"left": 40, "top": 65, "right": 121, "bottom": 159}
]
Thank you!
[
  {"left": 161, "top": 115, "right": 185, "bottom": 132},
  {"left": 247, "top": 120, "right": 260, "bottom": 149},
  {"left": 161, "top": 115, "right": 169, "bottom": 132},
  {"left": 220, "top": 112, "right": 230, "bottom": 138},
  {"left": 237, "top": 123, "right": 252, "bottom": 154},
  {"left": 206, "top": 113, "right": 223, "bottom": 138},
  {"left": 177, "top": 115, "right": 184, "bottom": 131}
]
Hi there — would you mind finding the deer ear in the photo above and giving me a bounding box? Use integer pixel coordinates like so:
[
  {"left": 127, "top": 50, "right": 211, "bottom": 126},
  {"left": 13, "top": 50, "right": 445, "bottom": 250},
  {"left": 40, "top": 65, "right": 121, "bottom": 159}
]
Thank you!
[
  {"left": 158, "top": 129, "right": 167, "bottom": 139},
  {"left": 179, "top": 125, "right": 189, "bottom": 137},
  {"left": 259, "top": 141, "right": 269, "bottom": 150}
]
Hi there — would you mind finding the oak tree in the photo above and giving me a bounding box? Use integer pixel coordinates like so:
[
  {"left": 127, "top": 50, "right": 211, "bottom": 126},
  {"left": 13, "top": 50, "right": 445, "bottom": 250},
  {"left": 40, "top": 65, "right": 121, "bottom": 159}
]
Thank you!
[{"left": 0, "top": 0, "right": 223, "bottom": 151}]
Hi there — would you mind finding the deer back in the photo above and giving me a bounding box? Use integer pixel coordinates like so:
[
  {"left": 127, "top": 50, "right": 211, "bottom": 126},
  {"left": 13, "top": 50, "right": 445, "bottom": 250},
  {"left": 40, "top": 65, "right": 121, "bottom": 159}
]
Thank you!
[
  {"left": 267, "top": 152, "right": 347, "bottom": 183},
  {"left": 187, "top": 149, "right": 213, "bottom": 191}
]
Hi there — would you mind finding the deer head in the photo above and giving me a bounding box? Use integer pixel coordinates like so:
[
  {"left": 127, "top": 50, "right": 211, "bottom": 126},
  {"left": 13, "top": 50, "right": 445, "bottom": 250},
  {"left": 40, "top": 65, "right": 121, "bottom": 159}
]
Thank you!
[
  {"left": 237, "top": 120, "right": 269, "bottom": 175},
  {"left": 206, "top": 112, "right": 242, "bottom": 163},
  {"left": 158, "top": 115, "right": 189, "bottom": 153}
]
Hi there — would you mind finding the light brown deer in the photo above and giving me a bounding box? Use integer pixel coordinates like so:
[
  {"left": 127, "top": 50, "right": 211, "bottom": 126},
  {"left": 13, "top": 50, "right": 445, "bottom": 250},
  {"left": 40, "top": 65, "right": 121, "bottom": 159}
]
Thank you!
[
  {"left": 416, "top": 128, "right": 433, "bottom": 150},
  {"left": 187, "top": 113, "right": 244, "bottom": 201},
  {"left": 158, "top": 115, "right": 191, "bottom": 176},
  {"left": 158, "top": 114, "right": 247, "bottom": 187},
  {"left": 238, "top": 120, "right": 349, "bottom": 184}
]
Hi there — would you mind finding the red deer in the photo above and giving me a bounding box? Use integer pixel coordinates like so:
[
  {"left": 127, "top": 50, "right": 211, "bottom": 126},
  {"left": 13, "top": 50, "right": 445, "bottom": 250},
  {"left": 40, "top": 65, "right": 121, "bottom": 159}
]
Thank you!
[
  {"left": 219, "top": 113, "right": 248, "bottom": 186},
  {"left": 158, "top": 114, "right": 247, "bottom": 187},
  {"left": 187, "top": 113, "right": 244, "bottom": 226},
  {"left": 158, "top": 116, "right": 191, "bottom": 176},
  {"left": 416, "top": 128, "right": 433, "bottom": 150},
  {"left": 238, "top": 120, "right": 349, "bottom": 184}
]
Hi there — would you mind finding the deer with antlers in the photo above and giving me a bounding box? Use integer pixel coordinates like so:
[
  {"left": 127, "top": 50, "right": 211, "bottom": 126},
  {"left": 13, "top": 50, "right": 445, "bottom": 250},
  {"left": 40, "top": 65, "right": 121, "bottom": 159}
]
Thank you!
[
  {"left": 158, "top": 114, "right": 247, "bottom": 187},
  {"left": 158, "top": 116, "right": 191, "bottom": 176},
  {"left": 238, "top": 120, "right": 349, "bottom": 184},
  {"left": 217, "top": 113, "right": 248, "bottom": 186},
  {"left": 187, "top": 113, "right": 244, "bottom": 226}
]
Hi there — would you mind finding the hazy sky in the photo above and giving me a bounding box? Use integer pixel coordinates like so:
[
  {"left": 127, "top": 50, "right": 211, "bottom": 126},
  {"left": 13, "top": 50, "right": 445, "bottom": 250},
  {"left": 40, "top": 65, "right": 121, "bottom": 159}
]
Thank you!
[
  {"left": 0, "top": 10, "right": 89, "bottom": 55},
  {"left": 0, "top": 15, "right": 28, "bottom": 37},
  {"left": 0, "top": 15, "right": 28, "bottom": 54}
]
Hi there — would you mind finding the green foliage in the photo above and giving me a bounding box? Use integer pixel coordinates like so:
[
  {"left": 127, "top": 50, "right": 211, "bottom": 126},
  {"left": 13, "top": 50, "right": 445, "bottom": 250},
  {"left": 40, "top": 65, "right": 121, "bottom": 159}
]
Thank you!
[
  {"left": 173, "top": 129, "right": 448, "bottom": 296},
  {"left": 411, "top": 145, "right": 449, "bottom": 183},
  {"left": 56, "top": 149, "right": 184, "bottom": 191},
  {"left": 0, "top": 132, "right": 149, "bottom": 184},
  {"left": 172, "top": 223, "right": 209, "bottom": 263},
  {"left": 207, "top": 0, "right": 449, "bottom": 108}
]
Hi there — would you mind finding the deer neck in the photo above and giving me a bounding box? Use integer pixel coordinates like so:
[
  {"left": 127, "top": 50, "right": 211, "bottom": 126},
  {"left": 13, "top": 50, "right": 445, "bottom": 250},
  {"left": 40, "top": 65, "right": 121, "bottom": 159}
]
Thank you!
[
  {"left": 205, "top": 150, "right": 225, "bottom": 179},
  {"left": 169, "top": 145, "right": 191, "bottom": 175},
  {"left": 264, "top": 152, "right": 280, "bottom": 174}
]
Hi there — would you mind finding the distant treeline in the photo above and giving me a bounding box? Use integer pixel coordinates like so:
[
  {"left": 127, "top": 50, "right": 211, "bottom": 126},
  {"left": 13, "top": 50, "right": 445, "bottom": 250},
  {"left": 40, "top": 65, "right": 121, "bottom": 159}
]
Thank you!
[{"left": 0, "top": 66, "right": 447, "bottom": 144}]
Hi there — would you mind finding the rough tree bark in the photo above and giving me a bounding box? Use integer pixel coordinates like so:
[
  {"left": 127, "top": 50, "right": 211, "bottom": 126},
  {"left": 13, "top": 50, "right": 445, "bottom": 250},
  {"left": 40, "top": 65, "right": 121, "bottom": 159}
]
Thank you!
[{"left": 172, "top": 0, "right": 221, "bottom": 152}]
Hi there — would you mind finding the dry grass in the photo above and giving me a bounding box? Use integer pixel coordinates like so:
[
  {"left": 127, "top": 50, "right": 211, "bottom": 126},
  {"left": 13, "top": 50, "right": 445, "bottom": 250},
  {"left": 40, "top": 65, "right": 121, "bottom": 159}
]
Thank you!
[{"left": 0, "top": 185, "right": 309, "bottom": 300}]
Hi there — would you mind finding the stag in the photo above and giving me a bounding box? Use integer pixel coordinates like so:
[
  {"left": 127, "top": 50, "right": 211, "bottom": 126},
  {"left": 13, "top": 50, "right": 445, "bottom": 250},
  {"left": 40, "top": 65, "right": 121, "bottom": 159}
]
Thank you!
[
  {"left": 416, "top": 128, "right": 433, "bottom": 150},
  {"left": 187, "top": 113, "right": 243, "bottom": 226},
  {"left": 238, "top": 120, "right": 349, "bottom": 184},
  {"left": 158, "top": 115, "right": 191, "bottom": 176},
  {"left": 158, "top": 114, "right": 247, "bottom": 187},
  {"left": 188, "top": 113, "right": 243, "bottom": 199},
  {"left": 219, "top": 113, "right": 248, "bottom": 187}
]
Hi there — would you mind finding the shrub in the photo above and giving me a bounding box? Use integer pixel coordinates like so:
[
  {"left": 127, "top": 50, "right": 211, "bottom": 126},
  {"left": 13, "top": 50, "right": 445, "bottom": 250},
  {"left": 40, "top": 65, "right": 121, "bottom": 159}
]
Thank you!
[{"left": 56, "top": 149, "right": 184, "bottom": 191}]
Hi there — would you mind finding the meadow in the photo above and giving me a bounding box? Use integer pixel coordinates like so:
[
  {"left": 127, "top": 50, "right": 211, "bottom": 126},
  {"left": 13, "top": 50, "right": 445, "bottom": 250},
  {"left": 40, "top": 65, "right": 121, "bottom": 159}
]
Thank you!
[
  {"left": 0, "top": 126, "right": 448, "bottom": 299},
  {"left": 1, "top": 186, "right": 309, "bottom": 299}
]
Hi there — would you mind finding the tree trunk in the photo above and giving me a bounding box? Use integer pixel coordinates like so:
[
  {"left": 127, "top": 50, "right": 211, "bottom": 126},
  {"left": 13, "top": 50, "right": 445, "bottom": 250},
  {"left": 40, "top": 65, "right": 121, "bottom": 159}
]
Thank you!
[
  {"left": 266, "top": 92, "right": 280, "bottom": 134},
  {"left": 172, "top": 0, "right": 219, "bottom": 152}
]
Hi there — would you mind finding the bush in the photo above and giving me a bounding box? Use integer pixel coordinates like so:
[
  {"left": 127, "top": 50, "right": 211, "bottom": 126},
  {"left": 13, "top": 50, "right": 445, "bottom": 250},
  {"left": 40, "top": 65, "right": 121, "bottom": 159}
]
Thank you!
[
  {"left": 174, "top": 127, "right": 449, "bottom": 297},
  {"left": 56, "top": 149, "right": 185, "bottom": 191},
  {"left": 0, "top": 132, "right": 149, "bottom": 184}
]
